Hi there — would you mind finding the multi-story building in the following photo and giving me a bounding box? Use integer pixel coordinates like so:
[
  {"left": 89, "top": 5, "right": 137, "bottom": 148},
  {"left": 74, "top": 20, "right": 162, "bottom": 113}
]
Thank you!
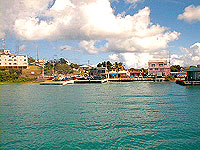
[
  {"left": 89, "top": 67, "right": 108, "bottom": 77},
  {"left": 0, "top": 49, "right": 28, "bottom": 69},
  {"left": 148, "top": 60, "right": 170, "bottom": 77}
]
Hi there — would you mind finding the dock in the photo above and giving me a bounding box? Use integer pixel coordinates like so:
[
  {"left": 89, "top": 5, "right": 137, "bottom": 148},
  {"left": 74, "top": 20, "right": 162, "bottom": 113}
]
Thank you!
[
  {"left": 40, "top": 80, "right": 74, "bottom": 85},
  {"left": 74, "top": 79, "right": 108, "bottom": 84},
  {"left": 176, "top": 80, "right": 200, "bottom": 85},
  {"left": 108, "top": 78, "right": 155, "bottom": 82},
  {"left": 40, "top": 79, "right": 108, "bottom": 85}
]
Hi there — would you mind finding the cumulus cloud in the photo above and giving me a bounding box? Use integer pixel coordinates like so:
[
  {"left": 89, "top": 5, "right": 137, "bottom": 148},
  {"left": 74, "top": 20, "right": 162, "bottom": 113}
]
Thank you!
[
  {"left": 178, "top": 5, "right": 200, "bottom": 23},
  {"left": 109, "top": 50, "right": 170, "bottom": 68},
  {"left": 109, "top": 43, "right": 200, "bottom": 68},
  {"left": 1, "top": 0, "right": 179, "bottom": 53},
  {"left": 79, "top": 40, "right": 99, "bottom": 54},
  {"left": 171, "top": 42, "right": 200, "bottom": 66}
]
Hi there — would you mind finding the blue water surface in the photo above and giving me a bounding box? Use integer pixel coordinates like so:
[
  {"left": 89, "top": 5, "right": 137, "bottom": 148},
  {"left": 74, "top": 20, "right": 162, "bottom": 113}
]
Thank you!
[{"left": 1, "top": 82, "right": 200, "bottom": 149}]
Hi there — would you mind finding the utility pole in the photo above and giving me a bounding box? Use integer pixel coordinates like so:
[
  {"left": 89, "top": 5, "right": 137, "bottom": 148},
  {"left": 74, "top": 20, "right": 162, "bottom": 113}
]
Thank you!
[
  {"left": 2, "top": 38, "right": 5, "bottom": 50},
  {"left": 42, "top": 57, "right": 44, "bottom": 78},
  {"left": 36, "top": 45, "right": 39, "bottom": 62},
  {"left": 168, "top": 50, "right": 171, "bottom": 67}
]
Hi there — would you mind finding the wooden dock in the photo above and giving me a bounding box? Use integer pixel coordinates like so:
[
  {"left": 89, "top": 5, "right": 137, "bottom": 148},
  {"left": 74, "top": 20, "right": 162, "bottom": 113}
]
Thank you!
[{"left": 40, "top": 80, "right": 74, "bottom": 85}]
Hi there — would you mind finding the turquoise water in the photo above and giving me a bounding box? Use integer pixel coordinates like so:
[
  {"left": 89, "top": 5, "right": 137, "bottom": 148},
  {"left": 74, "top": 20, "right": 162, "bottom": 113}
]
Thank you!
[{"left": 1, "top": 82, "right": 200, "bottom": 149}]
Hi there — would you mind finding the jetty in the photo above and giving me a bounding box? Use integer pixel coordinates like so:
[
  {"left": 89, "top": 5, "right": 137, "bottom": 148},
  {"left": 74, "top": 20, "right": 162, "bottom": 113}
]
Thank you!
[
  {"left": 74, "top": 79, "right": 108, "bottom": 84},
  {"left": 40, "top": 80, "right": 74, "bottom": 85},
  {"left": 40, "top": 79, "right": 108, "bottom": 85},
  {"left": 107, "top": 78, "right": 160, "bottom": 82}
]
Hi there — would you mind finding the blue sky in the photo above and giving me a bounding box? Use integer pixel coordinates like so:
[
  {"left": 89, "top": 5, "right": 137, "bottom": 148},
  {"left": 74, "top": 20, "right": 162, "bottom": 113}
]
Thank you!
[{"left": 1, "top": 0, "right": 200, "bottom": 68}]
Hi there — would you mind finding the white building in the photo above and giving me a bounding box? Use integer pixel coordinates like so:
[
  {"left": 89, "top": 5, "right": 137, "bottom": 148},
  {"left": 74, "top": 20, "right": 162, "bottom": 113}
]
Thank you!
[{"left": 0, "top": 49, "right": 28, "bottom": 69}]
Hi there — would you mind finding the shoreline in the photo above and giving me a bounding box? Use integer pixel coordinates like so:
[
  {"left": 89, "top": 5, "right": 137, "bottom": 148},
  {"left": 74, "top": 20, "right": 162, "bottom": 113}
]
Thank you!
[{"left": 0, "top": 79, "right": 176, "bottom": 85}]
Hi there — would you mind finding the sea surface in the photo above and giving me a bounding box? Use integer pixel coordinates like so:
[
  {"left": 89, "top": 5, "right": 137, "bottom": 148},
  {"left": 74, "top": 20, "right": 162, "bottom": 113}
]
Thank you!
[{"left": 1, "top": 82, "right": 200, "bottom": 149}]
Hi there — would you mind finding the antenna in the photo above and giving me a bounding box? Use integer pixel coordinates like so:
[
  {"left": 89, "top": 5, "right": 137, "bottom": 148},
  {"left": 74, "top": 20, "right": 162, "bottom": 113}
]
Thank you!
[
  {"left": 2, "top": 38, "right": 5, "bottom": 50},
  {"left": 36, "top": 45, "right": 39, "bottom": 62},
  {"left": 16, "top": 45, "right": 19, "bottom": 54},
  {"left": 168, "top": 50, "right": 171, "bottom": 66}
]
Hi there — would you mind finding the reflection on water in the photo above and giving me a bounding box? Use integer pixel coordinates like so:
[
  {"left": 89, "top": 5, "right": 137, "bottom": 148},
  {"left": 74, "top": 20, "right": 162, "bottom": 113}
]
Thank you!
[{"left": 1, "top": 82, "right": 200, "bottom": 149}]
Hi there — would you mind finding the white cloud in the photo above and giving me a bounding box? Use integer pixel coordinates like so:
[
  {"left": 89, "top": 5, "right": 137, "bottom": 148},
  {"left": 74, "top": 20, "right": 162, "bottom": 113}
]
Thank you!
[
  {"left": 1, "top": 0, "right": 179, "bottom": 54},
  {"left": 109, "top": 50, "right": 170, "bottom": 68},
  {"left": 171, "top": 42, "right": 200, "bottom": 66},
  {"left": 79, "top": 40, "right": 99, "bottom": 54},
  {"left": 178, "top": 5, "right": 200, "bottom": 23},
  {"left": 109, "top": 43, "right": 200, "bottom": 68},
  {"left": 109, "top": 54, "right": 120, "bottom": 62}
]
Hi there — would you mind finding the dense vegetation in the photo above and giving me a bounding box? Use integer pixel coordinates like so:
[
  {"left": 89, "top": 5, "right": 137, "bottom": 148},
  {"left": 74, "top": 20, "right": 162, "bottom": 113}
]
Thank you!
[
  {"left": 97, "top": 61, "right": 125, "bottom": 71},
  {"left": 44, "top": 58, "right": 79, "bottom": 75},
  {"left": 170, "top": 65, "right": 181, "bottom": 72},
  {"left": 0, "top": 69, "right": 35, "bottom": 83}
]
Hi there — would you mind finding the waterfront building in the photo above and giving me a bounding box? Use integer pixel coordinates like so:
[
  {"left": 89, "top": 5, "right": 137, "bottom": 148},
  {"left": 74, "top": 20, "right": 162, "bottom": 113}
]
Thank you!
[
  {"left": 0, "top": 49, "right": 28, "bottom": 69},
  {"left": 79, "top": 65, "right": 91, "bottom": 70},
  {"left": 89, "top": 67, "right": 108, "bottom": 77},
  {"left": 148, "top": 60, "right": 170, "bottom": 77},
  {"left": 186, "top": 68, "right": 200, "bottom": 81},
  {"left": 117, "top": 70, "right": 130, "bottom": 78},
  {"left": 130, "top": 71, "right": 141, "bottom": 78}
]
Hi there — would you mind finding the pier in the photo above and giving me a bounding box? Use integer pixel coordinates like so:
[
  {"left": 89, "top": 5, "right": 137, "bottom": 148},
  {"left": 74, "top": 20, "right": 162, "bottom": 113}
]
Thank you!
[{"left": 40, "top": 80, "right": 74, "bottom": 85}]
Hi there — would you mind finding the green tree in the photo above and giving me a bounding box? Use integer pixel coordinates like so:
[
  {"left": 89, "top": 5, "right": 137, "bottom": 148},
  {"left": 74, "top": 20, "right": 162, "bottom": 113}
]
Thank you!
[
  {"left": 28, "top": 57, "right": 35, "bottom": 64},
  {"left": 55, "top": 64, "right": 73, "bottom": 74},
  {"left": 170, "top": 65, "right": 181, "bottom": 72}
]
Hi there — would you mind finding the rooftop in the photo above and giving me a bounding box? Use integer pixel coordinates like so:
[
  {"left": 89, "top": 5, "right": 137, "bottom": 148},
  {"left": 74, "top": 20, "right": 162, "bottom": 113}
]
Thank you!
[{"left": 186, "top": 68, "right": 200, "bottom": 72}]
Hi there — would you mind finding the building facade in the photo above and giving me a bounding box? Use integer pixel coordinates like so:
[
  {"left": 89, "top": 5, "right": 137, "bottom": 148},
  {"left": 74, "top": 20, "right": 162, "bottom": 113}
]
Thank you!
[
  {"left": 0, "top": 49, "right": 28, "bottom": 69},
  {"left": 186, "top": 68, "right": 200, "bottom": 81},
  {"left": 89, "top": 67, "right": 108, "bottom": 77},
  {"left": 148, "top": 60, "right": 170, "bottom": 77}
]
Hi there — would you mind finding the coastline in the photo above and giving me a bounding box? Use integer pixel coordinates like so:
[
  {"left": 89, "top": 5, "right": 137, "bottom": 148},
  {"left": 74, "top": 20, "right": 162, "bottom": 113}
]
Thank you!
[{"left": 0, "top": 81, "right": 41, "bottom": 85}]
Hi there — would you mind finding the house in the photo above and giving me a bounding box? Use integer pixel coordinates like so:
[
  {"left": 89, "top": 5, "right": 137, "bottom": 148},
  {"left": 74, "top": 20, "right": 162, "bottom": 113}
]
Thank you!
[
  {"left": 148, "top": 60, "right": 170, "bottom": 77},
  {"left": 79, "top": 65, "right": 92, "bottom": 71},
  {"left": 0, "top": 49, "right": 28, "bottom": 69},
  {"left": 117, "top": 71, "right": 130, "bottom": 78},
  {"left": 130, "top": 71, "right": 141, "bottom": 78},
  {"left": 186, "top": 68, "right": 200, "bottom": 81},
  {"left": 89, "top": 67, "right": 108, "bottom": 77}
]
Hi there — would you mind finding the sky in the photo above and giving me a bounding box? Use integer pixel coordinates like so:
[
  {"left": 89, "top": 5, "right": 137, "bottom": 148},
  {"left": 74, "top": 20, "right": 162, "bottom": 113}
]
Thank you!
[{"left": 0, "top": 0, "right": 200, "bottom": 68}]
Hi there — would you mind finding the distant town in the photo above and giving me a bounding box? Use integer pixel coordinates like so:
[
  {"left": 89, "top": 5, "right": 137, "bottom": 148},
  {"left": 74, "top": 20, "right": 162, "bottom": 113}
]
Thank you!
[{"left": 0, "top": 47, "right": 200, "bottom": 85}]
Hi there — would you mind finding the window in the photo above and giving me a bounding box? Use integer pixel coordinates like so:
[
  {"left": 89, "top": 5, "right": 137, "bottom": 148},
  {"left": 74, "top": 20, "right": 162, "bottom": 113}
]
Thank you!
[
  {"left": 155, "top": 68, "right": 158, "bottom": 70},
  {"left": 14, "top": 59, "right": 17, "bottom": 61},
  {"left": 9, "top": 63, "right": 12, "bottom": 65},
  {"left": 159, "top": 64, "right": 163, "bottom": 67},
  {"left": 150, "top": 68, "right": 153, "bottom": 70},
  {"left": 14, "top": 63, "right": 17, "bottom": 65},
  {"left": 24, "top": 59, "right": 26, "bottom": 61},
  {"left": 8, "top": 59, "right": 12, "bottom": 61},
  {"left": 151, "top": 64, "right": 156, "bottom": 67}
]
